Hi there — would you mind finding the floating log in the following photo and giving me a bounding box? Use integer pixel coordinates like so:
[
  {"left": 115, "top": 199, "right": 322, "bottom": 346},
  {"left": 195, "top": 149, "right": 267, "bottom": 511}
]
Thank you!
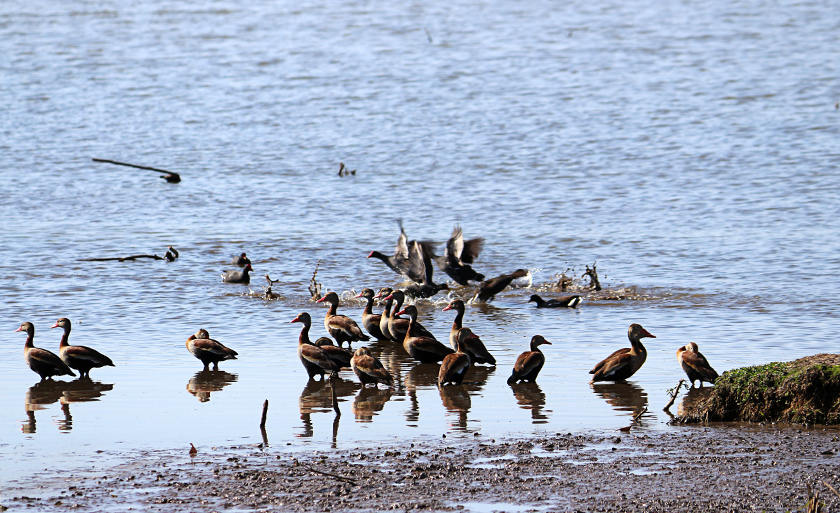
[{"left": 92, "top": 158, "right": 181, "bottom": 183}]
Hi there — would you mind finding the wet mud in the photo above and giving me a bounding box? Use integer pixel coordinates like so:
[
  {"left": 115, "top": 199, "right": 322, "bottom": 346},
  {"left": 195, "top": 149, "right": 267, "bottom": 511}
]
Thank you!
[{"left": 7, "top": 427, "right": 840, "bottom": 512}]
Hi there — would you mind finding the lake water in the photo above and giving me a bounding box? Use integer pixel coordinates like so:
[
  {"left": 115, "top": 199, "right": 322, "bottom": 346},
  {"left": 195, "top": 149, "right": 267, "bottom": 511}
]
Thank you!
[{"left": 2, "top": 0, "right": 839, "bottom": 490}]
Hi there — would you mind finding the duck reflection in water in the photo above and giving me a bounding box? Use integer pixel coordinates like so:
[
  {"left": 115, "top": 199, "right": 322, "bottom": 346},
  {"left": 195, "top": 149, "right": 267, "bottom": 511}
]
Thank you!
[
  {"left": 677, "top": 386, "right": 715, "bottom": 417},
  {"left": 23, "top": 379, "right": 114, "bottom": 433},
  {"left": 591, "top": 382, "right": 649, "bottom": 423},
  {"left": 439, "top": 385, "right": 471, "bottom": 430},
  {"left": 510, "top": 382, "right": 550, "bottom": 424},
  {"left": 352, "top": 386, "right": 393, "bottom": 422},
  {"left": 187, "top": 370, "right": 238, "bottom": 402},
  {"left": 296, "top": 377, "right": 359, "bottom": 438}
]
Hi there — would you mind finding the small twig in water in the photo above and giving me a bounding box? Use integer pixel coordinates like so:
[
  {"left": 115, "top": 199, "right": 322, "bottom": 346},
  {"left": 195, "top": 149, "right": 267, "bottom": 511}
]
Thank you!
[
  {"left": 663, "top": 379, "right": 687, "bottom": 413},
  {"left": 309, "top": 259, "right": 322, "bottom": 301},
  {"left": 632, "top": 407, "right": 648, "bottom": 424}
]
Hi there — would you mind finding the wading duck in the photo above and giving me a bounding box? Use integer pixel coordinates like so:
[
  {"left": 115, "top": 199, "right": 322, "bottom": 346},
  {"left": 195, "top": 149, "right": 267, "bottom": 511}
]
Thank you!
[
  {"left": 314, "top": 336, "right": 353, "bottom": 370},
  {"left": 395, "top": 305, "right": 454, "bottom": 363},
  {"left": 367, "top": 221, "right": 425, "bottom": 283},
  {"left": 316, "top": 291, "right": 370, "bottom": 347},
  {"left": 528, "top": 294, "right": 582, "bottom": 309},
  {"left": 442, "top": 299, "right": 467, "bottom": 350},
  {"left": 589, "top": 324, "right": 655, "bottom": 383},
  {"left": 50, "top": 318, "right": 115, "bottom": 378},
  {"left": 438, "top": 331, "right": 472, "bottom": 386},
  {"left": 356, "top": 288, "right": 386, "bottom": 340},
  {"left": 16, "top": 322, "right": 76, "bottom": 380},
  {"left": 221, "top": 263, "right": 253, "bottom": 284},
  {"left": 385, "top": 290, "right": 436, "bottom": 342},
  {"left": 507, "top": 335, "right": 552, "bottom": 385},
  {"left": 473, "top": 269, "right": 528, "bottom": 302},
  {"left": 351, "top": 347, "right": 394, "bottom": 386},
  {"left": 291, "top": 312, "right": 338, "bottom": 380},
  {"left": 405, "top": 241, "right": 450, "bottom": 298},
  {"left": 676, "top": 342, "right": 718, "bottom": 387},
  {"left": 377, "top": 287, "right": 395, "bottom": 341},
  {"left": 231, "top": 252, "right": 251, "bottom": 266},
  {"left": 422, "top": 225, "right": 485, "bottom": 286},
  {"left": 452, "top": 327, "right": 495, "bottom": 365},
  {"left": 185, "top": 329, "right": 238, "bottom": 370}
]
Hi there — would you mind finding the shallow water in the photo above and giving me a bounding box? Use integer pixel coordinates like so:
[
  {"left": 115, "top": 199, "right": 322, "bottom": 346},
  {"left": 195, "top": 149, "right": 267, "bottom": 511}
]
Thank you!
[{"left": 2, "top": 0, "right": 840, "bottom": 490}]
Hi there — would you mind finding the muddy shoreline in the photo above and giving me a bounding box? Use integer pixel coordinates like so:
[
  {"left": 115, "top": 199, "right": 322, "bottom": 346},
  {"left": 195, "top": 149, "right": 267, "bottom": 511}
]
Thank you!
[{"left": 6, "top": 426, "right": 840, "bottom": 512}]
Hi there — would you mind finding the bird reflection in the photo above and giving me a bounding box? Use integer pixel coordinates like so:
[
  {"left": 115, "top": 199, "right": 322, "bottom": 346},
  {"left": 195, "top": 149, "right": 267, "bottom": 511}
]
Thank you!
[
  {"left": 591, "top": 382, "right": 648, "bottom": 421},
  {"left": 510, "top": 382, "right": 550, "bottom": 424},
  {"left": 439, "top": 385, "right": 471, "bottom": 430},
  {"left": 404, "top": 363, "right": 439, "bottom": 424},
  {"left": 186, "top": 370, "right": 238, "bottom": 402},
  {"left": 678, "top": 386, "right": 714, "bottom": 417},
  {"left": 23, "top": 379, "right": 114, "bottom": 433},
  {"left": 352, "top": 386, "right": 393, "bottom": 422},
  {"left": 296, "top": 377, "right": 359, "bottom": 438}
]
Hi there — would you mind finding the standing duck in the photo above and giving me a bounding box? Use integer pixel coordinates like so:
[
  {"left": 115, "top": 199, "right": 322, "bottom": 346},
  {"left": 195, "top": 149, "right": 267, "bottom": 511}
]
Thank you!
[
  {"left": 438, "top": 331, "right": 472, "bottom": 386},
  {"left": 405, "top": 241, "right": 450, "bottom": 298},
  {"left": 316, "top": 291, "right": 370, "bottom": 347},
  {"left": 377, "top": 287, "right": 395, "bottom": 341},
  {"left": 351, "top": 347, "right": 394, "bottom": 387},
  {"left": 507, "top": 335, "right": 552, "bottom": 384},
  {"left": 385, "top": 290, "right": 436, "bottom": 342},
  {"left": 221, "top": 263, "right": 253, "bottom": 284},
  {"left": 15, "top": 322, "right": 76, "bottom": 380},
  {"left": 231, "top": 252, "right": 251, "bottom": 266},
  {"left": 442, "top": 299, "right": 467, "bottom": 350},
  {"left": 528, "top": 294, "right": 582, "bottom": 308},
  {"left": 677, "top": 342, "right": 719, "bottom": 387},
  {"left": 367, "top": 221, "right": 425, "bottom": 283},
  {"left": 422, "top": 225, "right": 485, "bottom": 286},
  {"left": 452, "top": 327, "right": 496, "bottom": 366},
  {"left": 186, "top": 329, "right": 238, "bottom": 370},
  {"left": 589, "top": 324, "right": 655, "bottom": 383},
  {"left": 50, "top": 318, "right": 115, "bottom": 378},
  {"left": 473, "top": 269, "right": 529, "bottom": 302},
  {"left": 314, "top": 337, "right": 353, "bottom": 370},
  {"left": 291, "top": 312, "right": 339, "bottom": 380},
  {"left": 356, "top": 288, "right": 386, "bottom": 340},
  {"left": 394, "top": 305, "right": 454, "bottom": 363}
]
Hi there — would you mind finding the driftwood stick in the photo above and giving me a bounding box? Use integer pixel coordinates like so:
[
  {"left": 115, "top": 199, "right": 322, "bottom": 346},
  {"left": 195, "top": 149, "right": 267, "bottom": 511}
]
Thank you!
[
  {"left": 92, "top": 158, "right": 181, "bottom": 183},
  {"left": 291, "top": 461, "right": 356, "bottom": 485},
  {"left": 260, "top": 400, "right": 269, "bottom": 429},
  {"left": 663, "top": 379, "right": 686, "bottom": 413},
  {"left": 309, "top": 259, "right": 322, "bottom": 301},
  {"left": 80, "top": 254, "right": 163, "bottom": 262},
  {"left": 632, "top": 406, "right": 648, "bottom": 424}
]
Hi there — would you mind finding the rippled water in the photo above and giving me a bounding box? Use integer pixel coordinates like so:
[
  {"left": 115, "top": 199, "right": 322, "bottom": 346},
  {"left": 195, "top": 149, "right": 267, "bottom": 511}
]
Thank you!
[{"left": 2, "top": 0, "right": 840, "bottom": 488}]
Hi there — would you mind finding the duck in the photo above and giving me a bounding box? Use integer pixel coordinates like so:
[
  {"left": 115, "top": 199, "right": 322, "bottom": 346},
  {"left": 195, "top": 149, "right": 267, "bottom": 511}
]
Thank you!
[
  {"left": 376, "top": 287, "right": 395, "bottom": 341},
  {"left": 366, "top": 221, "right": 425, "bottom": 283},
  {"left": 442, "top": 299, "right": 467, "bottom": 350},
  {"left": 351, "top": 347, "right": 394, "bottom": 386},
  {"left": 50, "top": 318, "right": 115, "bottom": 378},
  {"left": 528, "top": 294, "right": 582, "bottom": 308},
  {"left": 676, "top": 342, "right": 719, "bottom": 387},
  {"left": 185, "top": 328, "right": 238, "bottom": 370},
  {"left": 15, "top": 322, "right": 76, "bottom": 380},
  {"left": 385, "top": 290, "right": 437, "bottom": 342},
  {"left": 473, "top": 269, "right": 529, "bottom": 302},
  {"left": 507, "top": 335, "right": 552, "bottom": 384},
  {"left": 438, "top": 331, "right": 472, "bottom": 386},
  {"left": 221, "top": 263, "right": 253, "bottom": 284},
  {"left": 422, "top": 225, "right": 485, "bottom": 286},
  {"left": 452, "top": 327, "right": 496, "bottom": 366},
  {"left": 589, "top": 324, "right": 655, "bottom": 383},
  {"left": 231, "top": 252, "right": 251, "bottom": 266},
  {"left": 394, "top": 305, "right": 454, "bottom": 363},
  {"left": 291, "top": 312, "right": 339, "bottom": 380},
  {"left": 314, "top": 336, "right": 353, "bottom": 370},
  {"left": 405, "top": 241, "right": 450, "bottom": 298},
  {"left": 316, "top": 291, "right": 370, "bottom": 347},
  {"left": 356, "top": 288, "right": 386, "bottom": 340}
]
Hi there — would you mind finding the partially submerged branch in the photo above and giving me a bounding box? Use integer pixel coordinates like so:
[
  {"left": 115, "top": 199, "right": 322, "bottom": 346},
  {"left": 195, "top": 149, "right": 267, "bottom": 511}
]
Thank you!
[
  {"left": 93, "top": 158, "right": 181, "bottom": 183},
  {"left": 309, "top": 259, "right": 322, "bottom": 301}
]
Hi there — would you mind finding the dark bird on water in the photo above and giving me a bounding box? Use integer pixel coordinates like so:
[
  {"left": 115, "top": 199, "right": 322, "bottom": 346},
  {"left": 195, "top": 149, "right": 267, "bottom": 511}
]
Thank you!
[
  {"left": 507, "top": 335, "right": 552, "bottom": 384},
  {"left": 676, "top": 342, "right": 718, "bottom": 387},
  {"left": 438, "top": 330, "right": 472, "bottom": 386},
  {"left": 231, "top": 253, "right": 251, "bottom": 266},
  {"left": 528, "top": 294, "right": 582, "bottom": 309},
  {"left": 16, "top": 322, "right": 76, "bottom": 380},
  {"left": 185, "top": 328, "right": 238, "bottom": 371},
  {"left": 473, "top": 269, "right": 528, "bottom": 302},
  {"left": 395, "top": 305, "right": 454, "bottom": 363},
  {"left": 421, "top": 225, "right": 485, "bottom": 286},
  {"left": 356, "top": 288, "right": 386, "bottom": 340},
  {"left": 51, "top": 318, "right": 115, "bottom": 378},
  {"left": 291, "top": 312, "right": 338, "bottom": 380},
  {"left": 221, "top": 263, "right": 253, "bottom": 284},
  {"left": 367, "top": 221, "right": 425, "bottom": 283},
  {"left": 405, "top": 241, "right": 450, "bottom": 298},
  {"left": 316, "top": 291, "right": 370, "bottom": 347},
  {"left": 351, "top": 347, "right": 393, "bottom": 387},
  {"left": 589, "top": 324, "right": 655, "bottom": 383}
]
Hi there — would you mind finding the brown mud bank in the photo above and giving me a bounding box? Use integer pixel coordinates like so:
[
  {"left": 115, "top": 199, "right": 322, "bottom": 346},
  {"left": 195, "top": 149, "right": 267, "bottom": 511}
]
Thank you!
[
  {"left": 6, "top": 427, "right": 840, "bottom": 512},
  {"left": 678, "top": 354, "right": 840, "bottom": 425}
]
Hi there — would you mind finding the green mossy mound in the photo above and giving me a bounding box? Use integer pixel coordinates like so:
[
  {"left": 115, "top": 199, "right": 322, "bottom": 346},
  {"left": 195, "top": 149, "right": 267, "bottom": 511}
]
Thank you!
[{"left": 677, "top": 354, "right": 840, "bottom": 425}]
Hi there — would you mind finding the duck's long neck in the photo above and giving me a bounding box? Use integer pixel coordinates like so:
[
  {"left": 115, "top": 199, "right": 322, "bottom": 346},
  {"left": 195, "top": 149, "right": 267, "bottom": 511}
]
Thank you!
[
  {"left": 629, "top": 335, "right": 646, "bottom": 356},
  {"left": 299, "top": 322, "right": 311, "bottom": 345},
  {"left": 390, "top": 299, "right": 404, "bottom": 321},
  {"left": 24, "top": 330, "right": 35, "bottom": 349},
  {"left": 327, "top": 302, "right": 338, "bottom": 317},
  {"left": 451, "top": 307, "right": 464, "bottom": 331},
  {"left": 530, "top": 342, "right": 543, "bottom": 353},
  {"left": 382, "top": 299, "right": 392, "bottom": 318},
  {"left": 405, "top": 315, "right": 416, "bottom": 341},
  {"left": 363, "top": 297, "right": 374, "bottom": 315},
  {"left": 59, "top": 326, "right": 71, "bottom": 348}
]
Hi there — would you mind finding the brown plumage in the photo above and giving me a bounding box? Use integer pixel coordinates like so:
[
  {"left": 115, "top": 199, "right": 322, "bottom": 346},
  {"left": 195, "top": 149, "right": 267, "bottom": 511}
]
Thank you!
[
  {"left": 507, "top": 335, "right": 552, "bottom": 384},
  {"left": 377, "top": 287, "right": 395, "bottom": 341},
  {"left": 676, "top": 342, "right": 719, "bottom": 387},
  {"left": 454, "top": 327, "right": 496, "bottom": 365},
  {"left": 528, "top": 294, "right": 582, "bottom": 308},
  {"left": 385, "top": 290, "right": 436, "bottom": 342},
  {"left": 316, "top": 291, "right": 370, "bottom": 347},
  {"left": 351, "top": 347, "right": 394, "bottom": 386},
  {"left": 356, "top": 288, "right": 386, "bottom": 340},
  {"left": 314, "top": 337, "right": 353, "bottom": 370},
  {"left": 589, "top": 324, "right": 655, "bottom": 383},
  {"left": 473, "top": 269, "right": 528, "bottom": 302},
  {"left": 291, "top": 312, "right": 339, "bottom": 380},
  {"left": 50, "top": 318, "right": 114, "bottom": 378},
  {"left": 186, "top": 328, "right": 238, "bottom": 370},
  {"left": 442, "top": 299, "right": 466, "bottom": 350},
  {"left": 15, "top": 322, "right": 76, "bottom": 380},
  {"left": 396, "top": 305, "right": 454, "bottom": 363},
  {"left": 438, "top": 331, "right": 472, "bottom": 386}
]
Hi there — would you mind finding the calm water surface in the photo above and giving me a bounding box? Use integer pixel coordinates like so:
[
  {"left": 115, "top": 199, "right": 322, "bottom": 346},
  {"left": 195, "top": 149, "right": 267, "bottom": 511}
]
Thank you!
[{"left": 2, "top": 0, "right": 839, "bottom": 489}]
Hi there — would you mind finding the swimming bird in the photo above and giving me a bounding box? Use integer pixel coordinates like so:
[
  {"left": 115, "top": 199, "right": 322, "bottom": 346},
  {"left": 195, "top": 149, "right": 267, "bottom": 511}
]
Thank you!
[
  {"left": 452, "top": 326, "right": 496, "bottom": 366},
  {"left": 528, "top": 294, "right": 582, "bottom": 308},
  {"left": 351, "top": 347, "right": 394, "bottom": 387},
  {"left": 366, "top": 221, "right": 425, "bottom": 283},
  {"left": 185, "top": 329, "right": 238, "bottom": 370},
  {"left": 50, "top": 318, "right": 114, "bottom": 378},
  {"left": 394, "top": 305, "right": 454, "bottom": 363},
  {"left": 316, "top": 291, "right": 370, "bottom": 347},
  {"left": 314, "top": 336, "right": 353, "bottom": 370},
  {"left": 473, "top": 269, "right": 528, "bottom": 302},
  {"left": 438, "top": 331, "right": 472, "bottom": 386},
  {"left": 589, "top": 324, "right": 655, "bottom": 383},
  {"left": 385, "top": 290, "right": 437, "bottom": 342},
  {"left": 422, "top": 225, "right": 485, "bottom": 286},
  {"left": 221, "top": 263, "right": 253, "bottom": 284},
  {"left": 507, "top": 335, "right": 552, "bottom": 385},
  {"left": 291, "top": 312, "right": 339, "bottom": 380},
  {"left": 356, "top": 288, "right": 386, "bottom": 340},
  {"left": 676, "top": 342, "right": 719, "bottom": 387},
  {"left": 15, "top": 322, "right": 76, "bottom": 380},
  {"left": 404, "top": 241, "right": 450, "bottom": 298},
  {"left": 231, "top": 252, "right": 251, "bottom": 266}
]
